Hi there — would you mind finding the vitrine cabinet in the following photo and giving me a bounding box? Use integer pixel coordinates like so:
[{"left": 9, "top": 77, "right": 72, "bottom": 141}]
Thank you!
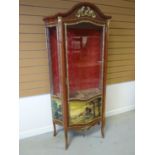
[{"left": 43, "top": 2, "right": 111, "bottom": 149}]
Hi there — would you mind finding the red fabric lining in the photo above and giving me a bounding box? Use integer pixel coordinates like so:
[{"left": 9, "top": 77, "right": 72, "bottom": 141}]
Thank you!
[
  {"left": 50, "top": 29, "right": 60, "bottom": 95},
  {"left": 67, "top": 29, "right": 102, "bottom": 94},
  {"left": 49, "top": 28, "right": 102, "bottom": 96}
]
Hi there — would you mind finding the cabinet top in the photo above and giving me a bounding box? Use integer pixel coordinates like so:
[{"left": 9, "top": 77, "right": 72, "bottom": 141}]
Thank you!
[{"left": 43, "top": 2, "right": 112, "bottom": 24}]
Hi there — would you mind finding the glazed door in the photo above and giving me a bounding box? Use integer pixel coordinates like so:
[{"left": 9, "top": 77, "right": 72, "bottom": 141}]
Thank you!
[{"left": 65, "top": 22, "right": 105, "bottom": 125}]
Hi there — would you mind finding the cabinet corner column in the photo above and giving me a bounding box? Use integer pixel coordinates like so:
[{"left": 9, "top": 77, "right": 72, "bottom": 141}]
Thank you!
[
  {"left": 57, "top": 16, "right": 69, "bottom": 149},
  {"left": 101, "top": 20, "right": 110, "bottom": 138}
]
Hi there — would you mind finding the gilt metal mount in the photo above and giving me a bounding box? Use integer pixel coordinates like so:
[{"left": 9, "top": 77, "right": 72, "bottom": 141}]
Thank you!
[{"left": 76, "top": 6, "right": 96, "bottom": 18}]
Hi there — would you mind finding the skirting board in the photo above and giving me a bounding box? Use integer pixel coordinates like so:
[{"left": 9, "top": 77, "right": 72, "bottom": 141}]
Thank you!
[{"left": 19, "top": 104, "right": 135, "bottom": 139}]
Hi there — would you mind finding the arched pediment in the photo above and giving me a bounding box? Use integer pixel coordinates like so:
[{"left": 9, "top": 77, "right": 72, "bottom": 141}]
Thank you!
[{"left": 43, "top": 2, "right": 111, "bottom": 23}]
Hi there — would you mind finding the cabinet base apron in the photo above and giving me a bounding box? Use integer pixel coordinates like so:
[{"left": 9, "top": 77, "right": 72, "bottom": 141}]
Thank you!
[{"left": 51, "top": 95, "right": 105, "bottom": 148}]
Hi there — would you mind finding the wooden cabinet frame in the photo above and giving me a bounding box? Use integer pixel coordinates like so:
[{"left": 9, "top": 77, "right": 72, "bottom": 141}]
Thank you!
[{"left": 43, "top": 2, "right": 111, "bottom": 149}]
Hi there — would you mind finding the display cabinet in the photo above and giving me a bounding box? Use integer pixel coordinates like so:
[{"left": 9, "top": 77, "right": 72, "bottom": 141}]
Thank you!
[{"left": 43, "top": 2, "right": 111, "bottom": 149}]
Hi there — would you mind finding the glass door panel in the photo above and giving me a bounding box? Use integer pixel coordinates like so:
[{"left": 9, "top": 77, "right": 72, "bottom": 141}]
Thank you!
[{"left": 65, "top": 23, "right": 104, "bottom": 125}]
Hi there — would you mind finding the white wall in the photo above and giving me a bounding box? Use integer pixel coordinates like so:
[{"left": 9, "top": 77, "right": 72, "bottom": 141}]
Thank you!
[
  {"left": 106, "top": 81, "right": 135, "bottom": 116},
  {"left": 19, "top": 94, "right": 52, "bottom": 139},
  {"left": 19, "top": 81, "right": 135, "bottom": 139}
]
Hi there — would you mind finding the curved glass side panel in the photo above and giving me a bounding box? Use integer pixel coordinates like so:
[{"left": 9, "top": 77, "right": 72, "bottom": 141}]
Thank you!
[
  {"left": 65, "top": 22, "right": 104, "bottom": 125},
  {"left": 49, "top": 27, "right": 62, "bottom": 121}
]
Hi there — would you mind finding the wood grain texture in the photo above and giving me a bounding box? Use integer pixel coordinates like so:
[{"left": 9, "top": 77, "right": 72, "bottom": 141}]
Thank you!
[{"left": 19, "top": 0, "right": 135, "bottom": 97}]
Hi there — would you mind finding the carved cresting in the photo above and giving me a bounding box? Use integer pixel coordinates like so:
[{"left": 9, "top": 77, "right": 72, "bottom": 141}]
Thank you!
[{"left": 76, "top": 6, "right": 96, "bottom": 18}]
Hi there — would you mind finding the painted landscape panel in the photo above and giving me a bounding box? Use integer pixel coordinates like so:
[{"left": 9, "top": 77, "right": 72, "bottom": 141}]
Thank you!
[{"left": 69, "top": 96, "right": 102, "bottom": 125}]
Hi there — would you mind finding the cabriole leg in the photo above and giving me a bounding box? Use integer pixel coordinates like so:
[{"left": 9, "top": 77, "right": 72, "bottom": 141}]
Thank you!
[
  {"left": 64, "top": 130, "right": 68, "bottom": 150},
  {"left": 53, "top": 121, "right": 57, "bottom": 136},
  {"left": 101, "top": 119, "right": 105, "bottom": 138},
  {"left": 101, "top": 125, "right": 104, "bottom": 138}
]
